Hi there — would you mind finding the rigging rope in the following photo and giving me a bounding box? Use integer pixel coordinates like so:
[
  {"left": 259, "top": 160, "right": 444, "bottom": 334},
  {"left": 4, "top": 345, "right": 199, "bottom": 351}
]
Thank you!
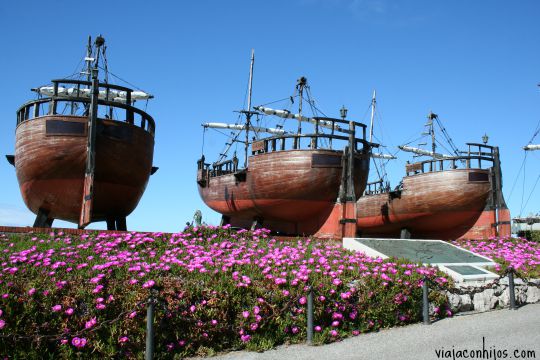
[
  {"left": 507, "top": 151, "right": 527, "bottom": 202},
  {"left": 201, "top": 127, "right": 206, "bottom": 156},
  {"left": 520, "top": 154, "right": 527, "bottom": 217},
  {"left": 521, "top": 171, "right": 540, "bottom": 216}
]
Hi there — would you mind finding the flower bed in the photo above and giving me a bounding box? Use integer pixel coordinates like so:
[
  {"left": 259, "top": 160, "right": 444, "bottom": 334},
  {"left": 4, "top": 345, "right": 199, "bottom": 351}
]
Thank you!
[
  {"left": 452, "top": 237, "right": 540, "bottom": 278},
  {"left": 0, "top": 227, "right": 450, "bottom": 358}
]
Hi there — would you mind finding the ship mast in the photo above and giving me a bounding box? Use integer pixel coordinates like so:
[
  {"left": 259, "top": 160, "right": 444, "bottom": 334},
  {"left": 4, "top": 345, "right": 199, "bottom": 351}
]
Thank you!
[
  {"left": 244, "top": 49, "right": 255, "bottom": 168},
  {"left": 369, "top": 90, "right": 376, "bottom": 143},
  {"left": 79, "top": 35, "right": 104, "bottom": 228},
  {"left": 428, "top": 111, "right": 437, "bottom": 159},
  {"left": 296, "top": 77, "right": 307, "bottom": 134}
]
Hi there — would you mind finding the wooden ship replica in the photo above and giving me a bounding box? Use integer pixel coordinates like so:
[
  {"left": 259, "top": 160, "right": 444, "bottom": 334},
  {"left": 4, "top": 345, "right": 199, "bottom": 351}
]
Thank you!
[
  {"left": 6, "top": 36, "right": 157, "bottom": 230},
  {"left": 197, "top": 52, "right": 375, "bottom": 238},
  {"left": 357, "top": 104, "right": 511, "bottom": 240}
]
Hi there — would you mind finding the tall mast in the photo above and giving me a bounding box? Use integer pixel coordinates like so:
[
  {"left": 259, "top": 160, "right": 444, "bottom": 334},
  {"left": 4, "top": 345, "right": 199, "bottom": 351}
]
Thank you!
[
  {"left": 428, "top": 111, "right": 437, "bottom": 159},
  {"left": 244, "top": 49, "right": 255, "bottom": 168},
  {"left": 85, "top": 36, "right": 93, "bottom": 82},
  {"left": 296, "top": 77, "right": 307, "bottom": 134},
  {"left": 369, "top": 90, "right": 376, "bottom": 143},
  {"left": 80, "top": 36, "right": 104, "bottom": 228}
]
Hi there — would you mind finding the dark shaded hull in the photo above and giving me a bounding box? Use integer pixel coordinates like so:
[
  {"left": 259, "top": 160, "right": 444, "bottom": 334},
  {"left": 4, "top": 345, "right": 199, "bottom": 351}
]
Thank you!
[
  {"left": 356, "top": 169, "right": 491, "bottom": 240},
  {"left": 15, "top": 115, "right": 154, "bottom": 223},
  {"left": 198, "top": 149, "right": 369, "bottom": 233}
]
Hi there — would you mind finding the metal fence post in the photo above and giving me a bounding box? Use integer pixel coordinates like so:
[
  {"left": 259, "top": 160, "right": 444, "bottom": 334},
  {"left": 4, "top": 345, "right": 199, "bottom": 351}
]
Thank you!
[
  {"left": 145, "top": 293, "right": 156, "bottom": 360},
  {"left": 307, "top": 286, "right": 314, "bottom": 345},
  {"left": 422, "top": 276, "right": 430, "bottom": 325},
  {"left": 508, "top": 267, "right": 517, "bottom": 310}
]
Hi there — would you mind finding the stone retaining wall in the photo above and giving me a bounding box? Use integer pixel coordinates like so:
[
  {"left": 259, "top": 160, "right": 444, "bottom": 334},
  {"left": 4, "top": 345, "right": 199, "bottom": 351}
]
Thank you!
[{"left": 444, "top": 279, "right": 540, "bottom": 313}]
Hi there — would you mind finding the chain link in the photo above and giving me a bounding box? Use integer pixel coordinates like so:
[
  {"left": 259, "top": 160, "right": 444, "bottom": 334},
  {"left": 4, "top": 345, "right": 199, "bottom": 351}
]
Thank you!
[{"left": 426, "top": 267, "right": 540, "bottom": 296}]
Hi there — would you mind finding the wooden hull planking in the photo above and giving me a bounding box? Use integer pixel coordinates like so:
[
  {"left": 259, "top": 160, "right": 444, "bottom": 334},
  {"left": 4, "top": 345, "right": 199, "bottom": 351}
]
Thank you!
[
  {"left": 198, "top": 149, "right": 369, "bottom": 226},
  {"left": 356, "top": 169, "right": 491, "bottom": 239},
  {"left": 15, "top": 115, "right": 154, "bottom": 223}
]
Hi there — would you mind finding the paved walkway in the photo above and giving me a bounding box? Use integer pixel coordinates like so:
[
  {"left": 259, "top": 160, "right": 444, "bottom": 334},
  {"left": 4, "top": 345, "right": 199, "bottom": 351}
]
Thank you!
[{"left": 204, "top": 304, "right": 540, "bottom": 360}]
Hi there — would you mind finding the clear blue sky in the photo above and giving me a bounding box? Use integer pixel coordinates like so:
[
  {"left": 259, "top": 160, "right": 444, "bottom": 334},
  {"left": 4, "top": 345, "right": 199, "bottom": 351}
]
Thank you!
[{"left": 1, "top": 0, "right": 539, "bottom": 232}]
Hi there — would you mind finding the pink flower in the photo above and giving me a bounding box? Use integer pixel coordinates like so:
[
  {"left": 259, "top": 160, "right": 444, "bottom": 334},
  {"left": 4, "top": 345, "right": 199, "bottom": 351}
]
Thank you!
[
  {"left": 52, "top": 304, "right": 62, "bottom": 312},
  {"left": 28, "top": 288, "right": 36, "bottom": 296},
  {"left": 65, "top": 308, "right": 74, "bottom": 316},
  {"left": 240, "top": 334, "right": 251, "bottom": 342},
  {"left": 142, "top": 280, "right": 155, "bottom": 288},
  {"left": 314, "top": 325, "right": 322, "bottom": 332},
  {"left": 298, "top": 296, "right": 307, "bottom": 305},
  {"left": 119, "top": 336, "right": 129, "bottom": 343},
  {"left": 242, "top": 311, "right": 250, "bottom": 318},
  {"left": 330, "top": 330, "right": 338, "bottom": 337},
  {"left": 0, "top": 320, "right": 5, "bottom": 329},
  {"left": 71, "top": 337, "right": 87, "bottom": 348},
  {"left": 128, "top": 311, "right": 137, "bottom": 319},
  {"left": 85, "top": 317, "right": 97, "bottom": 329}
]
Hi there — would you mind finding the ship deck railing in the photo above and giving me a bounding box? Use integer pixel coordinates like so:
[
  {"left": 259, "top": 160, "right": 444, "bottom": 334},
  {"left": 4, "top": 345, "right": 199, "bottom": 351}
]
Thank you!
[
  {"left": 250, "top": 132, "right": 372, "bottom": 156},
  {"left": 405, "top": 143, "right": 496, "bottom": 176},
  {"left": 16, "top": 79, "right": 155, "bottom": 136},
  {"left": 198, "top": 117, "right": 377, "bottom": 183},
  {"left": 362, "top": 143, "right": 497, "bottom": 196},
  {"left": 364, "top": 179, "right": 391, "bottom": 195}
]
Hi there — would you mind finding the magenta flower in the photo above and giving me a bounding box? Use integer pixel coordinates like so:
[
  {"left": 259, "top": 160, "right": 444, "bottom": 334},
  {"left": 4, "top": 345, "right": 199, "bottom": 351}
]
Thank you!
[
  {"left": 119, "top": 336, "right": 129, "bottom": 343},
  {"left": 65, "top": 308, "right": 74, "bottom": 316},
  {"left": 71, "top": 337, "right": 87, "bottom": 348},
  {"left": 240, "top": 334, "right": 251, "bottom": 342},
  {"left": 51, "top": 305, "right": 62, "bottom": 312},
  {"left": 242, "top": 311, "right": 250, "bottom": 318},
  {"left": 0, "top": 320, "right": 5, "bottom": 329},
  {"left": 298, "top": 296, "right": 307, "bottom": 305},
  {"left": 85, "top": 317, "right": 97, "bottom": 329},
  {"left": 142, "top": 280, "right": 155, "bottom": 288}
]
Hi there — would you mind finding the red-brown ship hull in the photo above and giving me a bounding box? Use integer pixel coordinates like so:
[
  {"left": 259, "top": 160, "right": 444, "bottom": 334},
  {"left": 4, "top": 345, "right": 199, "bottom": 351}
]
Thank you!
[
  {"left": 15, "top": 115, "right": 154, "bottom": 223},
  {"left": 198, "top": 149, "right": 369, "bottom": 234},
  {"left": 356, "top": 169, "right": 491, "bottom": 240}
]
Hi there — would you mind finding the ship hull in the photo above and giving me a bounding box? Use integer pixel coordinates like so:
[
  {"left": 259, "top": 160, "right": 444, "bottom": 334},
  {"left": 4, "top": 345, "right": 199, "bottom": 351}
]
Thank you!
[
  {"left": 356, "top": 169, "right": 491, "bottom": 240},
  {"left": 198, "top": 149, "right": 369, "bottom": 233},
  {"left": 15, "top": 115, "right": 154, "bottom": 223}
]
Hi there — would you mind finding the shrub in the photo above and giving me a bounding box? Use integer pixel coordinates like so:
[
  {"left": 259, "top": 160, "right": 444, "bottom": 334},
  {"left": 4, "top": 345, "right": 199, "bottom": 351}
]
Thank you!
[{"left": 0, "top": 227, "right": 450, "bottom": 358}]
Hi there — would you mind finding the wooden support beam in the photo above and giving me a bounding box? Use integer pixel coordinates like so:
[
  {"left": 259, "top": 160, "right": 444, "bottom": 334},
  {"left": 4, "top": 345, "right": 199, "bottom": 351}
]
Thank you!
[{"left": 79, "top": 69, "right": 99, "bottom": 228}]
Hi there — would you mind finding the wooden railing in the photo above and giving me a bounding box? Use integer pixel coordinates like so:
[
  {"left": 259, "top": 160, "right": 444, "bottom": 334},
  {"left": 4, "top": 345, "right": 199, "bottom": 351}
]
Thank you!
[
  {"left": 16, "top": 79, "right": 155, "bottom": 136},
  {"left": 405, "top": 143, "right": 495, "bottom": 176},
  {"left": 364, "top": 179, "right": 390, "bottom": 195},
  {"left": 198, "top": 115, "right": 376, "bottom": 182}
]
